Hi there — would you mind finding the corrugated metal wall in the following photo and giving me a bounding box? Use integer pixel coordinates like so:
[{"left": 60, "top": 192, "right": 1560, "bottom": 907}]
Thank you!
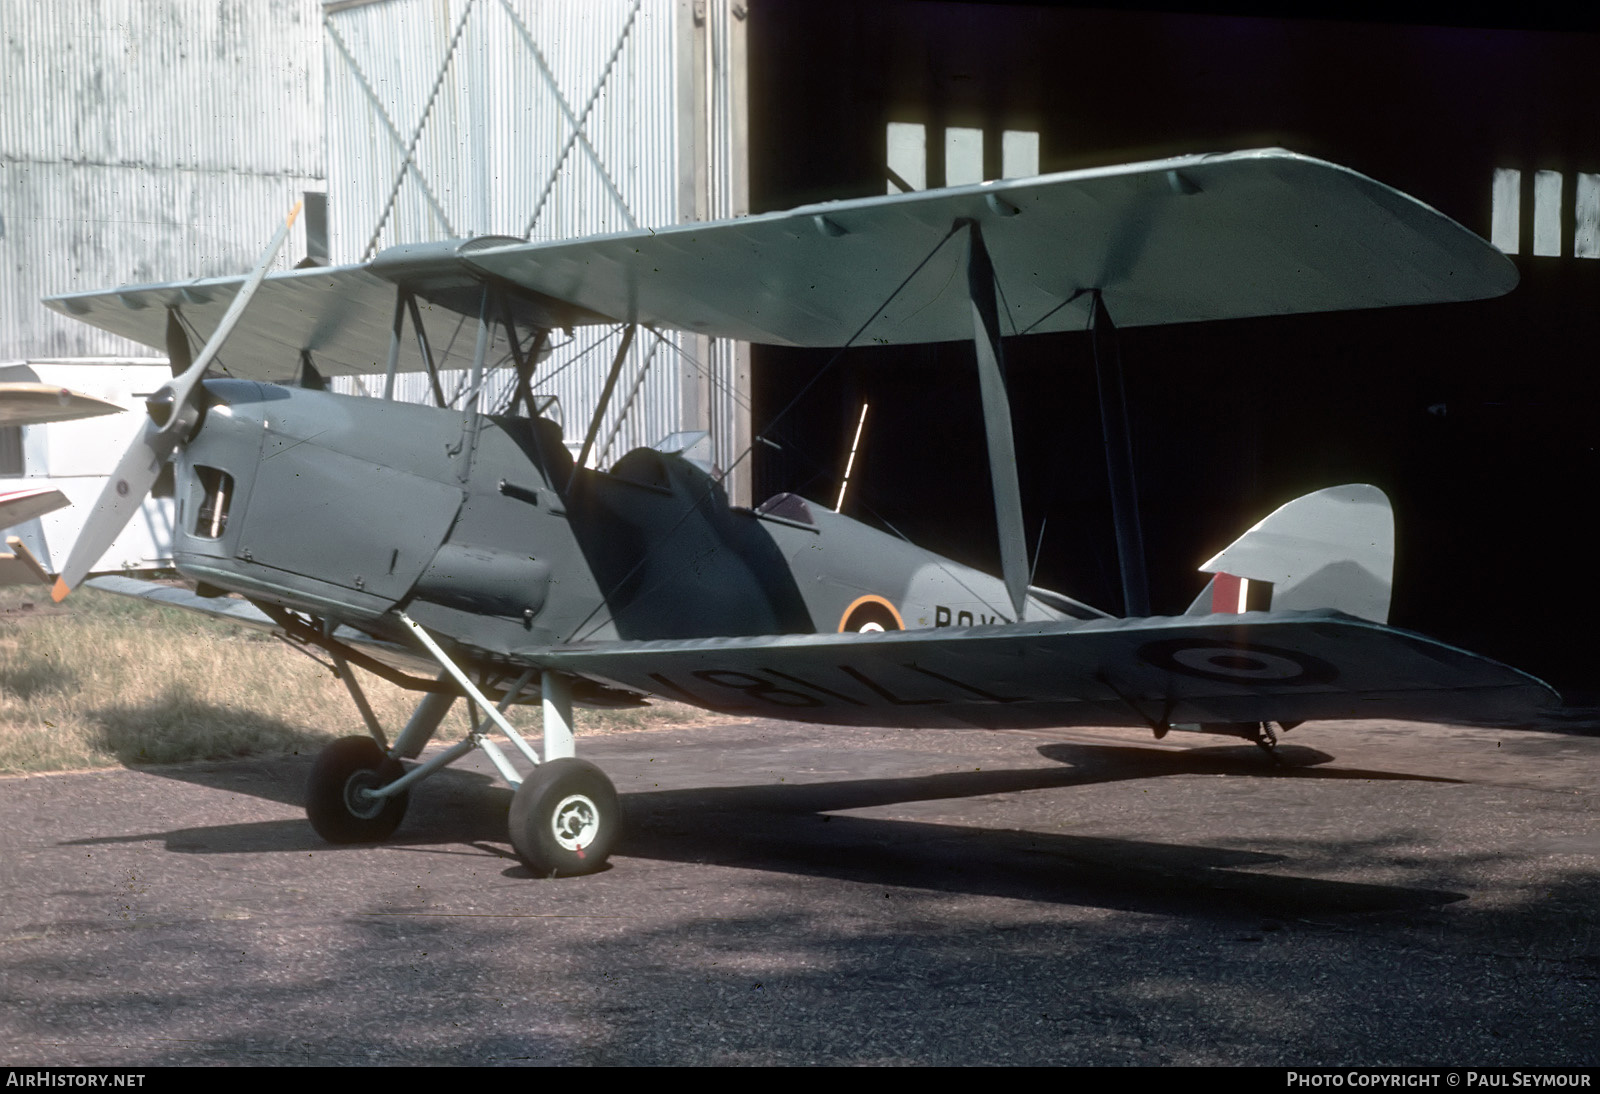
[
  {"left": 692, "top": 0, "right": 751, "bottom": 504},
  {"left": 0, "top": 0, "right": 326, "bottom": 359},
  {"left": 326, "top": 0, "right": 677, "bottom": 256},
  {"left": 3, "top": 0, "right": 749, "bottom": 500},
  {"left": 324, "top": 0, "right": 750, "bottom": 499}
]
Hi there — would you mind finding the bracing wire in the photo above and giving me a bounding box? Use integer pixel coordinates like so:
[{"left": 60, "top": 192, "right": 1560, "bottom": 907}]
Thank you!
[{"left": 563, "top": 222, "right": 968, "bottom": 643}]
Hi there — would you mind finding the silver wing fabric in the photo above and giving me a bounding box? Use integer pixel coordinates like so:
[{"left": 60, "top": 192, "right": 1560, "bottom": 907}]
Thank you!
[
  {"left": 45, "top": 149, "right": 1516, "bottom": 379},
  {"left": 536, "top": 611, "right": 1556, "bottom": 730},
  {"left": 85, "top": 579, "right": 1557, "bottom": 731}
]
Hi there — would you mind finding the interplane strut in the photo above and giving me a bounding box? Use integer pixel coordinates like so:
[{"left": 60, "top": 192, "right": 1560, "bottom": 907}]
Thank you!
[{"left": 963, "top": 219, "right": 1031, "bottom": 623}]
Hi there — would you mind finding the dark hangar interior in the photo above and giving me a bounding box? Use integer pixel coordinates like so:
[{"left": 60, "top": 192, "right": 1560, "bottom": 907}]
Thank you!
[{"left": 743, "top": 3, "right": 1599, "bottom": 700}]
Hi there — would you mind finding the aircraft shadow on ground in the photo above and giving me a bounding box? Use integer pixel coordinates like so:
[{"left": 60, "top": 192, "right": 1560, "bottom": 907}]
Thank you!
[
  {"left": 599, "top": 741, "right": 1465, "bottom": 918},
  {"left": 86, "top": 697, "right": 335, "bottom": 771},
  {"left": 69, "top": 736, "right": 1467, "bottom": 919}
]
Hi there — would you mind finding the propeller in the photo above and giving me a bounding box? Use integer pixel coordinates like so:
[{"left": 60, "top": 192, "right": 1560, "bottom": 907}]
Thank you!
[{"left": 52, "top": 202, "right": 302, "bottom": 601}]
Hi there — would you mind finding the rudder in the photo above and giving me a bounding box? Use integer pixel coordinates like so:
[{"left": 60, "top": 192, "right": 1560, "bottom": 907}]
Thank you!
[{"left": 1186, "top": 484, "right": 1394, "bottom": 623}]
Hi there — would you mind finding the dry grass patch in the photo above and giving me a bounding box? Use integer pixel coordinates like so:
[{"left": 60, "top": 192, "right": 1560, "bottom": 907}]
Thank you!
[{"left": 0, "top": 582, "right": 737, "bottom": 775}]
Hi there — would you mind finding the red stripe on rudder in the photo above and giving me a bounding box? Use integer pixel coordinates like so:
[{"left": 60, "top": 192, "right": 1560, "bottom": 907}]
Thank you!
[{"left": 1212, "top": 573, "right": 1243, "bottom": 613}]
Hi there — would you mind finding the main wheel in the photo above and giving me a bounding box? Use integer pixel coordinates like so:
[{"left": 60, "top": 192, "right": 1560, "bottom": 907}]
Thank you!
[
  {"left": 508, "top": 758, "right": 619, "bottom": 877},
  {"left": 306, "top": 736, "right": 409, "bottom": 843}
]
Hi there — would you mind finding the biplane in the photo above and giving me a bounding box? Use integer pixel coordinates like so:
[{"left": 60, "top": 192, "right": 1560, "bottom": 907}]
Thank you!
[{"left": 45, "top": 149, "right": 1555, "bottom": 876}]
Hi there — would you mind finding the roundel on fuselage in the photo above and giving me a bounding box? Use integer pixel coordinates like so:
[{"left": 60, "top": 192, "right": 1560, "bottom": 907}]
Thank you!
[{"left": 838, "top": 595, "right": 905, "bottom": 634}]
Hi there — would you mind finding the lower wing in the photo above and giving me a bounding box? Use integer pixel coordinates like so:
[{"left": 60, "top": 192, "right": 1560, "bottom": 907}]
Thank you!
[
  {"left": 86, "top": 577, "right": 1556, "bottom": 730},
  {"left": 535, "top": 612, "right": 1557, "bottom": 730}
]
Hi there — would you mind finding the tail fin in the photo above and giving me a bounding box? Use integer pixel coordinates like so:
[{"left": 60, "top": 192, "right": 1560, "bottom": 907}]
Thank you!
[{"left": 1186, "top": 484, "right": 1394, "bottom": 623}]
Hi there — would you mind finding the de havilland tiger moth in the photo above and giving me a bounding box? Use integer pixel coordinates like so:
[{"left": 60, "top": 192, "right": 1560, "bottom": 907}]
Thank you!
[{"left": 41, "top": 149, "right": 1557, "bottom": 877}]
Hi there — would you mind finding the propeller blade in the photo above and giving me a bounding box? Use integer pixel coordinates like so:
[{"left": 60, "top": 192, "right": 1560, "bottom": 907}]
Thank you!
[
  {"left": 165, "top": 201, "right": 301, "bottom": 415},
  {"left": 51, "top": 201, "right": 302, "bottom": 602},
  {"left": 51, "top": 418, "right": 176, "bottom": 599}
]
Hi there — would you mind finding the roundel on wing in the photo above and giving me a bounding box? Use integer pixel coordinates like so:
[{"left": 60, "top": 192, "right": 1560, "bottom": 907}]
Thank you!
[
  {"left": 838, "top": 595, "right": 905, "bottom": 634},
  {"left": 1137, "top": 638, "right": 1338, "bottom": 686}
]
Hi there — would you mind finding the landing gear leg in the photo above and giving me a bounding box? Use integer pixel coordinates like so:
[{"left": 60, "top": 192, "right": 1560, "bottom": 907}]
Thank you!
[
  {"left": 390, "top": 613, "right": 619, "bottom": 876},
  {"left": 1252, "top": 721, "right": 1284, "bottom": 765},
  {"left": 507, "top": 669, "right": 617, "bottom": 876},
  {"left": 302, "top": 614, "right": 621, "bottom": 876}
]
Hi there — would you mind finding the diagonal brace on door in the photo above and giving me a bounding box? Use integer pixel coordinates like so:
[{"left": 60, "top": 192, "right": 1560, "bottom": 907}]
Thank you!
[
  {"left": 325, "top": 18, "right": 458, "bottom": 244},
  {"left": 498, "top": 0, "right": 638, "bottom": 233},
  {"left": 522, "top": 0, "right": 644, "bottom": 239},
  {"left": 597, "top": 334, "right": 661, "bottom": 468},
  {"left": 359, "top": 0, "right": 481, "bottom": 260}
]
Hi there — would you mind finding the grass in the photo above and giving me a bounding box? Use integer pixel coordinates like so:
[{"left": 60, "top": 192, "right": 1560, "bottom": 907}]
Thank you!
[{"left": 0, "top": 581, "right": 735, "bottom": 775}]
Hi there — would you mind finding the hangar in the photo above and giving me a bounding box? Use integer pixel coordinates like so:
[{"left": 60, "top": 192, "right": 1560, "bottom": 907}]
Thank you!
[
  {"left": 743, "top": 4, "right": 1599, "bottom": 700},
  {"left": 3, "top": 1, "right": 1594, "bottom": 699}
]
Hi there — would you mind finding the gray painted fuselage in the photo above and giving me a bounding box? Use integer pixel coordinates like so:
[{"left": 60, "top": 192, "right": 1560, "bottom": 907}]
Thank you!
[{"left": 172, "top": 381, "right": 1084, "bottom": 665}]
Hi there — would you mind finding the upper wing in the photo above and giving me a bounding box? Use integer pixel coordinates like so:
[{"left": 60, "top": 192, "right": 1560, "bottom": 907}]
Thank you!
[
  {"left": 533, "top": 611, "right": 1557, "bottom": 730},
  {"left": 44, "top": 149, "right": 1515, "bottom": 372},
  {"left": 44, "top": 260, "right": 529, "bottom": 385},
  {"left": 465, "top": 148, "right": 1515, "bottom": 346}
]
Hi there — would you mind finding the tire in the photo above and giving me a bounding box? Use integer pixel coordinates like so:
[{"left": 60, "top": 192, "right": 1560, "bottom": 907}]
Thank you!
[
  {"left": 508, "top": 758, "right": 619, "bottom": 877},
  {"left": 305, "top": 736, "right": 409, "bottom": 843}
]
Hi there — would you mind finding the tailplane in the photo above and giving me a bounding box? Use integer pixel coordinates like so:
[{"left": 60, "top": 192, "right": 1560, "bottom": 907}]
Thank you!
[{"left": 1186, "top": 484, "right": 1394, "bottom": 623}]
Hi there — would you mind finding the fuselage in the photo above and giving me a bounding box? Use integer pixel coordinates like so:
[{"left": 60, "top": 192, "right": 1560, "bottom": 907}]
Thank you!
[{"left": 173, "top": 381, "right": 1098, "bottom": 660}]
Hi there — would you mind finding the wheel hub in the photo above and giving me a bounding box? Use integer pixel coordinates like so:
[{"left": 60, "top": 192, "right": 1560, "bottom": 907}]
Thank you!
[
  {"left": 551, "top": 793, "right": 600, "bottom": 851},
  {"left": 343, "top": 770, "right": 388, "bottom": 820}
]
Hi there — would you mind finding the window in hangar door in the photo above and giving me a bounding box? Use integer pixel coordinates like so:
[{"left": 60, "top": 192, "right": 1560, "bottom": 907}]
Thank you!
[{"left": 887, "top": 123, "right": 1039, "bottom": 193}]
